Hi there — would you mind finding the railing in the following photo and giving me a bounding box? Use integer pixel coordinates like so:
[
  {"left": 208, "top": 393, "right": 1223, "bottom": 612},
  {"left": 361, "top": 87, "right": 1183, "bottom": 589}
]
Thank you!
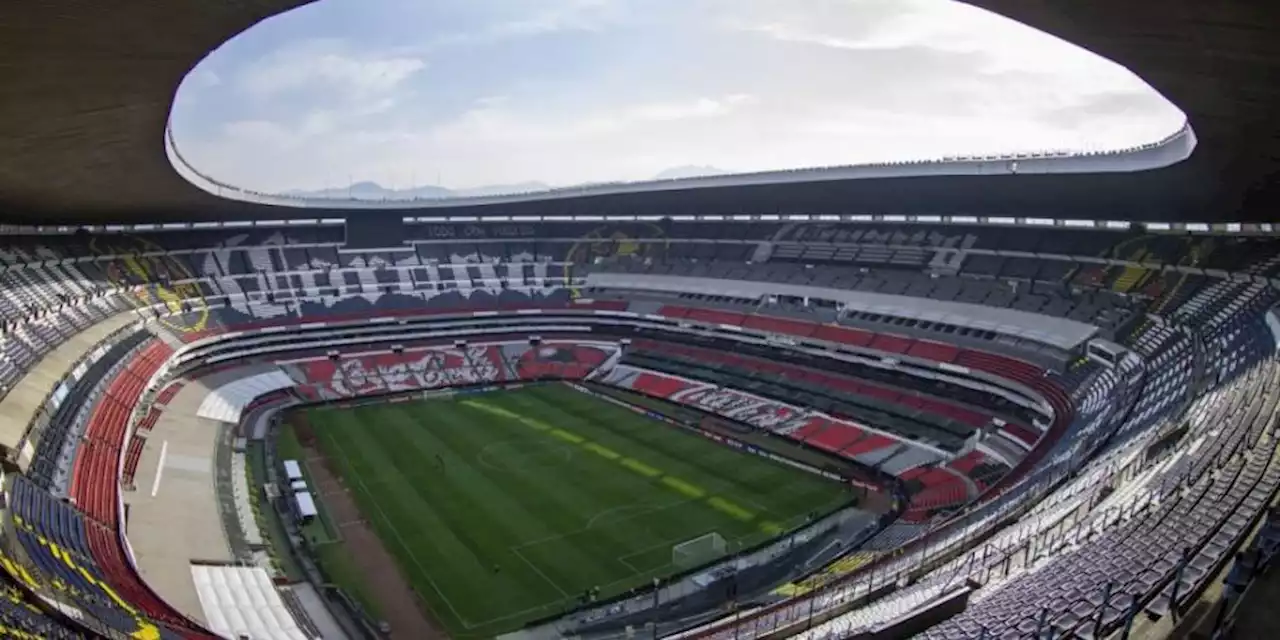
[
  {"left": 1201, "top": 506, "right": 1280, "bottom": 639},
  {"left": 163, "top": 119, "right": 1197, "bottom": 209}
]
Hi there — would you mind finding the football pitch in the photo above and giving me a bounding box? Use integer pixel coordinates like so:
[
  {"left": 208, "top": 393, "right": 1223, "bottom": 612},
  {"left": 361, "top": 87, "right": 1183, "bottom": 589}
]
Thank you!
[{"left": 294, "top": 383, "right": 852, "bottom": 637}]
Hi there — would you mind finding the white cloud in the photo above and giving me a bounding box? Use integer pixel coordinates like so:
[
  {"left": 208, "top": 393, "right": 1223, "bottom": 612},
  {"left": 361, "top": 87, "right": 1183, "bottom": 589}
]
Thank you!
[
  {"left": 194, "top": 69, "right": 223, "bottom": 89},
  {"left": 732, "top": 0, "right": 1145, "bottom": 84},
  {"left": 427, "top": 93, "right": 758, "bottom": 148},
  {"left": 238, "top": 39, "right": 425, "bottom": 99},
  {"left": 173, "top": 0, "right": 1187, "bottom": 195},
  {"left": 433, "top": 0, "right": 623, "bottom": 47},
  {"left": 628, "top": 94, "right": 756, "bottom": 122}
]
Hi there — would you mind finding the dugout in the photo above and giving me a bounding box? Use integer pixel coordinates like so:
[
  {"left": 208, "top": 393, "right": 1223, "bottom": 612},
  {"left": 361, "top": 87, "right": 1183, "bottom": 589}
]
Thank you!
[{"left": 293, "top": 491, "right": 318, "bottom": 522}]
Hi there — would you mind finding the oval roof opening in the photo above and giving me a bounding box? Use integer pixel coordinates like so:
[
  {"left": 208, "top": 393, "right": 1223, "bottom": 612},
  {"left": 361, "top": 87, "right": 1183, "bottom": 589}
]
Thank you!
[{"left": 171, "top": 0, "right": 1187, "bottom": 201}]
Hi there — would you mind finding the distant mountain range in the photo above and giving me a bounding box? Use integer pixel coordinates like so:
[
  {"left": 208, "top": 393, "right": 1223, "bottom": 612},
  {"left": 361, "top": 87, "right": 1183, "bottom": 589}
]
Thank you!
[
  {"left": 287, "top": 180, "right": 551, "bottom": 200},
  {"left": 650, "top": 165, "right": 733, "bottom": 180},
  {"left": 287, "top": 166, "right": 731, "bottom": 200}
]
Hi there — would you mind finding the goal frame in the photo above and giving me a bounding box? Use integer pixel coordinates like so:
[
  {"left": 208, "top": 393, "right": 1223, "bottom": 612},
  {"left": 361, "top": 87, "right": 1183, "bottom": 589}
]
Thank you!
[{"left": 671, "top": 531, "right": 728, "bottom": 568}]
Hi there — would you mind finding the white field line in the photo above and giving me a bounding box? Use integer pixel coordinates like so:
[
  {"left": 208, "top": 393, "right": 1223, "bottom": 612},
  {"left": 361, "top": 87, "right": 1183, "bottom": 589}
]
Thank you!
[
  {"left": 150, "top": 440, "right": 168, "bottom": 497},
  {"left": 512, "top": 546, "right": 569, "bottom": 599},
  {"left": 321, "top": 431, "right": 469, "bottom": 628},
  {"left": 510, "top": 498, "right": 696, "bottom": 552}
]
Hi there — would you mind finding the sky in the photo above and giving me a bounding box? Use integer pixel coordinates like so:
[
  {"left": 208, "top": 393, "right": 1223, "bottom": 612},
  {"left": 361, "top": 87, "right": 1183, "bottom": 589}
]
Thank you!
[{"left": 170, "top": 0, "right": 1187, "bottom": 195}]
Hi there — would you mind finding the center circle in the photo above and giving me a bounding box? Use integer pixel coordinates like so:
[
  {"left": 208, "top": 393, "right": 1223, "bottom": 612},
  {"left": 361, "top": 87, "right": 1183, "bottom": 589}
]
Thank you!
[{"left": 476, "top": 439, "right": 574, "bottom": 474}]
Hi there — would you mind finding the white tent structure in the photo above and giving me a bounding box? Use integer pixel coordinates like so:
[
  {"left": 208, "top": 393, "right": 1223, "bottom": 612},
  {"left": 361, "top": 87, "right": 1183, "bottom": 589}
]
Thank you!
[
  {"left": 191, "top": 564, "right": 315, "bottom": 640},
  {"left": 197, "top": 370, "right": 296, "bottom": 423}
]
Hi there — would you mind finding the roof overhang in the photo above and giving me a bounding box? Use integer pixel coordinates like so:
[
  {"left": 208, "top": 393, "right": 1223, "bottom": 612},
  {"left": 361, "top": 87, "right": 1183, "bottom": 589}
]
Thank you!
[{"left": 1, "top": 0, "right": 1277, "bottom": 224}]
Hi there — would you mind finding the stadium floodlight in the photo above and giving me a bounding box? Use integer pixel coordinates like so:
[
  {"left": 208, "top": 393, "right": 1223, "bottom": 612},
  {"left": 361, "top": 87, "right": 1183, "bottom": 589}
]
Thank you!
[{"left": 672, "top": 532, "right": 727, "bottom": 569}]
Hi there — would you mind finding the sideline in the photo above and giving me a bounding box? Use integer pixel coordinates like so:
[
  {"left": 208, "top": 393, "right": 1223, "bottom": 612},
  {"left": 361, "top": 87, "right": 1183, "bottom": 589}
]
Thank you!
[{"left": 150, "top": 440, "right": 168, "bottom": 497}]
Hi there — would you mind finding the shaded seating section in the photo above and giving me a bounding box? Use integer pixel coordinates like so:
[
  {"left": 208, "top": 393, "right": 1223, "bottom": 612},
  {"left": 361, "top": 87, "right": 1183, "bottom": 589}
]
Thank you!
[
  {"left": 620, "top": 341, "right": 1006, "bottom": 455},
  {"left": 645, "top": 304, "right": 1069, "bottom": 476},
  {"left": 0, "top": 224, "right": 1266, "bottom": 360},
  {"left": 58, "top": 340, "right": 217, "bottom": 637},
  {"left": 0, "top": 222, "right": 1265, "bottom": 281},
  {"left": 0, "top": 297, "right": 133, "bottom": 398},
  {"left": 597, "top": 363, "right": 1006, "bottom": 496},
  {"left": 586, "top": 259, "right": 1140, "bottom": 342},
  {"left": 153, "top": 381, "right": 185, "bottom": 406},
  {"left": 120, "top": 434, "right": 147, "bottom": 488},
  {"left": 1000, "top": 422, "right": 1041, "bottom": 449},
  {"left": 601, "top": 362, "right": 1007, "bottom": 524},
  {"left": 70, "top": 340, "right": 173, "bottom": 523},
  {"left": 602, "top": 365, "right": 900, "bottom": 460},
  {"left": 162, "top": 293, "right": 622, "bottom": 343},
  {"left": 0, "top": 565, "right": 89, "bottom": 639},
  {"left": 136, "top": 407, "right": 163, "bottom": 431},
  {"left": 284, "top": 340, "right": 617, "bottom": 398},
  {"left": 633, "top": 339, "right": 997, "bottom": 431},
  {"left": 951, "top": 349, "right": 1073, "bottom": 499},
  {"left": 0, "top": 237, "right": 138, "bottom": 393},
  {"left": 892, "top": 450, "right": 1011, "bottom": 523},
  {"left": 897, "top": 467, "right": 970, "bottom": 523},
  {"left": 26, "top": 329, "right": 153, "bottom": 494},
  {"left": 7, "top": 476, "right": 173, "bottom": 639},
  {"left": 945, "top": 451, "right": 1010, "bottom": 501},
  {"left": 795, "top": 417, "right": 869, "bottom": 453},
  {"left": 1057, "top": 355, "right": 1104, "bottom": 391}
]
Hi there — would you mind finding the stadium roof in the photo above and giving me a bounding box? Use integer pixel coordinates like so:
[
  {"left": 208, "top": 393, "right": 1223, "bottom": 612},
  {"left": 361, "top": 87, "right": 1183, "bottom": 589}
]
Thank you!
[{"left": 1, "top": 0, "right": 1277, "bottom": 225}]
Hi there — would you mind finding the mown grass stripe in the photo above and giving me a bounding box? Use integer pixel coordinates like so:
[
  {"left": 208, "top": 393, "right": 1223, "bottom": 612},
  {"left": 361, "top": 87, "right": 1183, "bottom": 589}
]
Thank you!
[
  {"left": 661, "top": 476, "right": 706, "bottom": 499},
  {"left": 520, "top": 417, "right": 553, "bottom": 431},
  {"left": 620, "top": 457, "right": 662, "bottom": 477},
  {"left": 549, "top": 428, "right": 585, "bottom": 444},
  {"left": 706, "top": 496, "right": 755, "bottom": 522},
  {"left": 759, "top": 521, "right": 786, "bottom": 536},
  {"left": 460, "top": 399, "right": 521, "bottom": 420},
  {"left": 584, "top": 442, "right": 621, "bottom": 460}
]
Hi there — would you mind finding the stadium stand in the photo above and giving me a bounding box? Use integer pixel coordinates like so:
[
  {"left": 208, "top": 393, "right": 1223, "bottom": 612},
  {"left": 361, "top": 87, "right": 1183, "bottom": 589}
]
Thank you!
[
  {"left": 283, "top": 341, "right": 618, "bottom": 398},
  {"left": 0, "top": 221, "right": 1270, "bottom": 640}
]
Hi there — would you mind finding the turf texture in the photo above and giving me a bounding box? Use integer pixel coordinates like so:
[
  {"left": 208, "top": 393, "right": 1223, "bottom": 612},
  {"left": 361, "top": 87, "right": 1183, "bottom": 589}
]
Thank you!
[{"left": 297, "top": 383, "right": 851, "bottom": 637}]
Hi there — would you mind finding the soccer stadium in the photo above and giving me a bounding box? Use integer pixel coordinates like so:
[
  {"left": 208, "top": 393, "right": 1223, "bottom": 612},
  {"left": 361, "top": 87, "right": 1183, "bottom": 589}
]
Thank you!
[{"left": 1, "top": 2, "right": 1279, "bottom": 640}]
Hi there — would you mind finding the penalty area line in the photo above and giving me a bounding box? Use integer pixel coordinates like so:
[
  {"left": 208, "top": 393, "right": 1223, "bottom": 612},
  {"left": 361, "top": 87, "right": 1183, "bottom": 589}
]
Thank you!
[{"left": 511, "top": 546, "right": 570, "bottom": 599}]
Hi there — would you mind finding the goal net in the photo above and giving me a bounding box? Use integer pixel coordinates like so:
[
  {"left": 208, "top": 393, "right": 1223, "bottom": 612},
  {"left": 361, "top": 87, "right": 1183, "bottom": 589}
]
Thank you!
[{"left": 672, "top": 532, "right": 727, "bottom": 569}]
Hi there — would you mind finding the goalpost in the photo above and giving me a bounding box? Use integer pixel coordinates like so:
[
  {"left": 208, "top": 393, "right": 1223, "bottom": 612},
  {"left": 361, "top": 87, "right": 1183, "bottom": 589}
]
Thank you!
[{"left": 672, "top": 532, "right": 728, "bottom": 569}]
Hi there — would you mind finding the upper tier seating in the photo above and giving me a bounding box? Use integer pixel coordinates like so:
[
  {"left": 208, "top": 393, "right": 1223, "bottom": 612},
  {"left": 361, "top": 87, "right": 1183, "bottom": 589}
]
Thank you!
[
  {"left": 583, "top": 258, "right": 1141, "bottom": 339},
  {"left": 0, "top": 222, "right": 1268, "bottom": 390},
  {"left": 0, "top": 224, "right": 1271, "bottom": 640}
]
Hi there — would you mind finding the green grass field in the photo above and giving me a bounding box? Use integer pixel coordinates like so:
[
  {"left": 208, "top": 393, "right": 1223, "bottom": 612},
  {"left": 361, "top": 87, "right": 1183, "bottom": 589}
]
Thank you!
[{"left": 294, "top": 383, "right": 851, "bottom": 637}]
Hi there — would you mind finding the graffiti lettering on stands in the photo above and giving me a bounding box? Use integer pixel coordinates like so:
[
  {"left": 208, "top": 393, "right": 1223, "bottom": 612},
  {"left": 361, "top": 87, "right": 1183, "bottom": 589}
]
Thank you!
[
  {"left": 323, "top": 348, "right": 504, "bottom": 396},
  {"left": 672, "top": 387, "right": 804, "bottom": 430},
  {"left": 425, "top": 224, "right": 537, "bottom": 239}
]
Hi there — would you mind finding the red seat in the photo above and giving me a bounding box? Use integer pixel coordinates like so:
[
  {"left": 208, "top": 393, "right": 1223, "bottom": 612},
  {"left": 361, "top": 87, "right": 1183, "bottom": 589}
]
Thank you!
[
  {"left": 843, "top": 433, "right": 895, "bottom": 457},
  {"left": 804, "top": 422, "right": 865, "bottom": 452}
]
